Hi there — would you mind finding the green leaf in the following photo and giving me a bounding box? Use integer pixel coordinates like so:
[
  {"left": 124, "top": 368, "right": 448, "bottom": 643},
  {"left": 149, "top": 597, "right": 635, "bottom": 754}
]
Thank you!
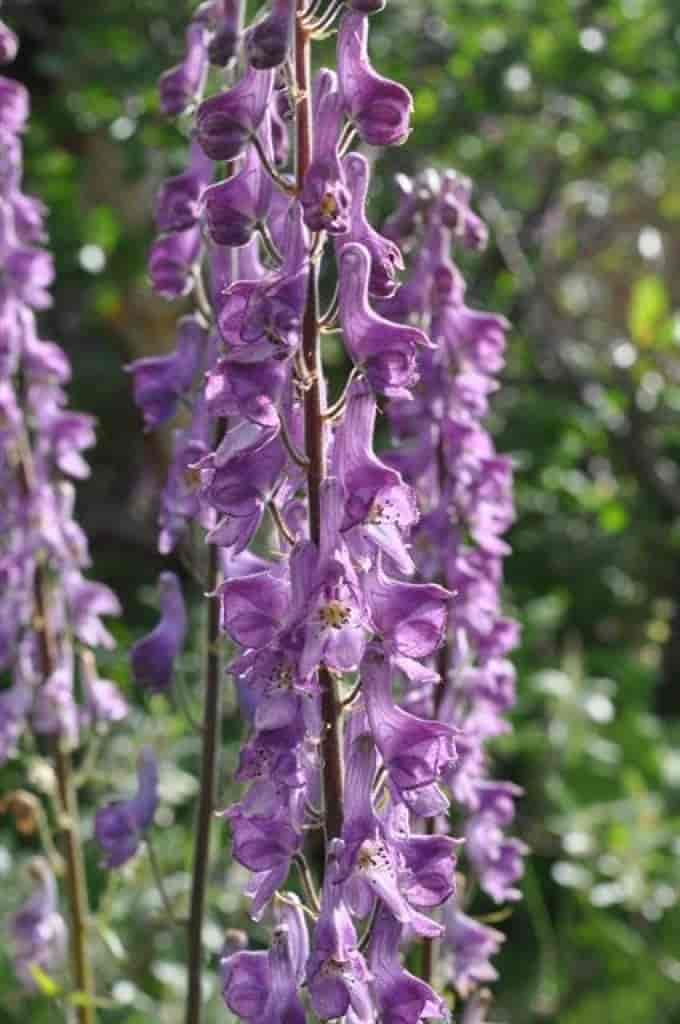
[
  {"left": 628, "top": 275, "right": 669, "bottom": 346},
  {"left": 29, "top": 965, "right": 62, "bottom": 998}
]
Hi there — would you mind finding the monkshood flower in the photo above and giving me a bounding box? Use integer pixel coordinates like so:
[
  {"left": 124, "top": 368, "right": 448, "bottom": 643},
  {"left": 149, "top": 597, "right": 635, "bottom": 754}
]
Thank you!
[
  {"left": 10, "top": 858, "right": 67, "bottom": 990},
  {"left": 145, "top": 2, "right": 523, "bottom": 1017},
  {"left": 127, "top": 314, "right": 207, "bottom": 430},
  {"left": 0, "top": 27, "right": 123, "bottom": 782},
  {"left": 131, "top": 571, "right": 187, "bottom": 693},
  {"left": 337, "top": 12, "right": 413, "bottom": 146},
  {"left": 339, "top": 242, "right": 430, "bottom": 397},
  {"left": 159, "top": 20, "right": 210, "bottom": 117},
  {"left": 94, "top": 747, "right": 159, "bottom": 868},
  {"left": 441, "top": 903, "right": 504, "bottom": 997},
  {"left": 203, "top": 120, "right": 274, "bottom": 247},
  {"left": 338, "top": 151, "right": 404, "bottom": 298},
  {"left": 155, "top": 141, "right": 213, "bottom": 234},
  {"left": 246, "top": 0, "right": 294, "bottom": 70},
  {"left": 196, "top": 65, "right": 275, "bottom": 161},
  {"left": 209, "top": 0, "right": 245, "bottom": 66},
  {"left": 300, "top": 70, "right": 350, "bottom": 235},
  {"left": 0, "top": 18, "right": 18, "bottom": 63}
]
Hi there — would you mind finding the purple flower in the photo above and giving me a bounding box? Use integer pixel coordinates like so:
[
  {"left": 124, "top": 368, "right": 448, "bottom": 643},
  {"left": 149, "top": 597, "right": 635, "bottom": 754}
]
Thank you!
[
  {"left": 339, "top": 242, "right": 429, "bottom": 397},
  {"left": 94, "top": 748, "right": 159, "bottom": 868},
  {"left": 441, "top": 903, "right": 504, "bottom": 997},
  {"left": 246, "top": 0, "right": 294, "bottom": 70},
  {"left": 155, "top": 141, "right": 213, "bottom": 233},
  {"left": 338, "top": 151, "right": 404, "bottom": 298},
  {"left": 333, "top": 376, "right": 418, "bottom": 573},
  {"left": 0, "top": 75, "right": 29, "bottom": 133},
  {"left": 159, "top": 22, "right": 209, "bottom": 117},
  {"left": 368, "top": 908, "right": 448, "bottom": 1023},
  {"left": 209, "top": 0, "right": 245, "bottom": 66},
  {"left": 222, "top": 950, "right": 270, "bottom": 1020},
  {"left": 307, "top": 845, "right": 373, "bottom": 1020},
  {"left": 32, "top": 661, "right": 79, "bottom": 748},
  {"left": 131, "top": 571, "right": 187, "bottom": 693},
  {"left": 0, "top": 21, "right": 19, "bottom": 64},
  {"left": 300, "top": 71, "right": 351, "bottom": 235},
  {"left": 338, "top": 13, "right": 413, "bottom": 146},
  {"left": 10, "top": 858, "right": 67, "bottom": 990},
  {"left": 202, "top": 127, "right": 273, "bottom": 247},
  {"left": 361, "top": 644, "right": 456, "bottom": 800},
  {"left": 79, "top": 650, "right": 128, "bottom": 731},
  {"left": 196, "top": 65, "right": 275, "bottom": 161},
  {"left": 127, "top": 314, "right": 206, "bottom": 429},
  {"left": 149, "top": 226, "right": 201, "bottom": 300}
]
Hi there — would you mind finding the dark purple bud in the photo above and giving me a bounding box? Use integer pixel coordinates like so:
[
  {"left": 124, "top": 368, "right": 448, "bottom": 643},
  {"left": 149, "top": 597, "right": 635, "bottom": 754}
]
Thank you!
[
  {"left": 246, "top": 0, "right": 294, "bottom": 70},
  {"left": 195, "top": 66, "right": 275, "bottom": 161},
  {"left": 131, "top": 572, "right": 187, "bottom": 693},
  {"left": 203, "top": 133, "right": 273, "bottom": 248},
  {"left": 209, "top": 0, "right": 245, "bottom": 65},
  {"left": 94, "top": 748, "right": 159, "bottom": 868},
  {"left": 149, "top": 226, "right": 200, "bottom": 300},
  {"left": 159, "top": 23, "right": 209, "bottom": 117},
  {"left": 338, "top": 13, "right": 413, "bottom": 146}
]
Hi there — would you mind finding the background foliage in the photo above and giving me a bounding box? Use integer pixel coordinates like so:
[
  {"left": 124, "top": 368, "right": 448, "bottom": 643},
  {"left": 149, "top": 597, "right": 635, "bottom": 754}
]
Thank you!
[{"left": 2, "top": 0, "right": 680, "bottom": 1021}]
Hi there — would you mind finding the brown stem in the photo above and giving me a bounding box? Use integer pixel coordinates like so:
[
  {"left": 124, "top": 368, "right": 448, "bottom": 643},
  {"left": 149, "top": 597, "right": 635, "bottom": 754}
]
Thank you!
[
  {"left": 184, "top": 539, "right": 223, "bottom": 1024},
  {"left": 296, "top": 1, "right": 344, "bottom": 844}
]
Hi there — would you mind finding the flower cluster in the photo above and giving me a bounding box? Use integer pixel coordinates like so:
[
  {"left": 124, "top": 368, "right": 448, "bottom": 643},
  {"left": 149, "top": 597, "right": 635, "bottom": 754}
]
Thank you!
[
  {"left": 0, "top": 16, "right": 125, "bottom": 988},
  {"left": 134, "top": 0, "right": 523, "bottom": 1018},
  {"left": 0, "top": 18, "right": 124, "bottom": 768},
  {"left": 382, "top": 168, "right": 527, "bottom": 986}
]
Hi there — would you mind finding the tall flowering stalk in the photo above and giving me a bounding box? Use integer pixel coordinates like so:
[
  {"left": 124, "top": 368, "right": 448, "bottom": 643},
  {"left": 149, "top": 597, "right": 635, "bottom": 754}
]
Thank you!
[
  {"left": 0, "top": 12, "right": 125, "bottom": 1020},
  {"left": 132, "top": 1, "right": 525, "bottom": 1020}
]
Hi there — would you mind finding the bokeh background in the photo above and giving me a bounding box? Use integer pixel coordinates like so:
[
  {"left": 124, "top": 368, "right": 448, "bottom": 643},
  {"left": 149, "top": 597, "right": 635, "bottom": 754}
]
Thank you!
[{"left": 2, "top": 0, "right": 680, "bottom": 1021}]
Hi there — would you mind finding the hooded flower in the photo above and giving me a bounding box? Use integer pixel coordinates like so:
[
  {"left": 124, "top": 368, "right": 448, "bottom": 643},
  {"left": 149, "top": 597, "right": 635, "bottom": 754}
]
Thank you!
[
  {"left": 300, "top": 70, "right": 351, "bottom": 235},
  {"left": 127, "top": 315, "right": 206, "bottom": 430},
  {"left": 149, "top": 226, "right": 201, "bottom": 300},
  {"left": 337, "top": 151, "right": 404, "bottom": 298},
  {"left": 94, "top": 748, "right": 159, "bottom": 868},
  {"left": 131, "top": 572, "right": 187, "bottom": 693},
  {"left": 339, "top": 243, "right": 429, "bottom": 398},
  {"left": 10, "top": 858, "right": 67, "bottom": 990},
  {"left": 246, "top": 0, "right": 294, "bottom": 70},
  {"left": 337, "top": 12, "right": 413, "bottom": 146},
  {"left": 159, "top": 21, "right": 209, "bottom": 116},
  {"left": 196, "top": 65, "right": 275, "bottom": 161},
  {"left": 441, "top": 903, "right": 504, "bottom": 997},
  {"left": 202, "top": 122, "right": 274, "bottom": 247},
  {"left": 155, "top": 141, "right": 213, "bottom": 233},
  {"left": 368, "top": 908, "right": 448, "bottom": 1023}
]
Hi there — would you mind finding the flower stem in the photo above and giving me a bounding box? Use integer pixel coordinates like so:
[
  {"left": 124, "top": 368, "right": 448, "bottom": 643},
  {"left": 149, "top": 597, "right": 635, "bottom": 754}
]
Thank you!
[
  {"left": 35, "top": 577, "right": 96, "bottom": 1024},
  {"left": 184, "top": 538, "right": 223, "bottom": 1024},
  {"left": 18, "top": 437, "right": 96, "bottom": 1024},
  {"left": 295, "top": 0, "right": 344, "bottom": 844}
]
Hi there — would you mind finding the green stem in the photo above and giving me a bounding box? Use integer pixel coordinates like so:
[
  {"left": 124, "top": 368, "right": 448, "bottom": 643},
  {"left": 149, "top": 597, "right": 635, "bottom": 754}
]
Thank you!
[{"left": 184, "top": 541, "right": 223, "bottom": 1024}]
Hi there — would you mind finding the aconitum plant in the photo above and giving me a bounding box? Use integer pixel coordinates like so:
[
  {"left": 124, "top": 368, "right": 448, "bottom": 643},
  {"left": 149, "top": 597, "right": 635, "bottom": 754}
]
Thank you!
[
  {"left": 127, "top": 0, "right": 525, "bottom": 1021},
  {"left": 0, "top": 14, "right": 124, "bottom": 1019}
]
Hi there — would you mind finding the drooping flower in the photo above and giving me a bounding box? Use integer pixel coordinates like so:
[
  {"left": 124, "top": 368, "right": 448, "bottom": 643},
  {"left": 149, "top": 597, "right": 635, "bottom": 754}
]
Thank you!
[
  {"left": 131, "top": 572, "right": 187, "bottom": 693},
  {"left": 337, "top": 12, "right": 413, "bottom": 146},
  {"left": 10, "top": 858, "right": 67, "bottom": 990},
  {"left": 94, "top": 747, "right": 159, "bottom": 868}
]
